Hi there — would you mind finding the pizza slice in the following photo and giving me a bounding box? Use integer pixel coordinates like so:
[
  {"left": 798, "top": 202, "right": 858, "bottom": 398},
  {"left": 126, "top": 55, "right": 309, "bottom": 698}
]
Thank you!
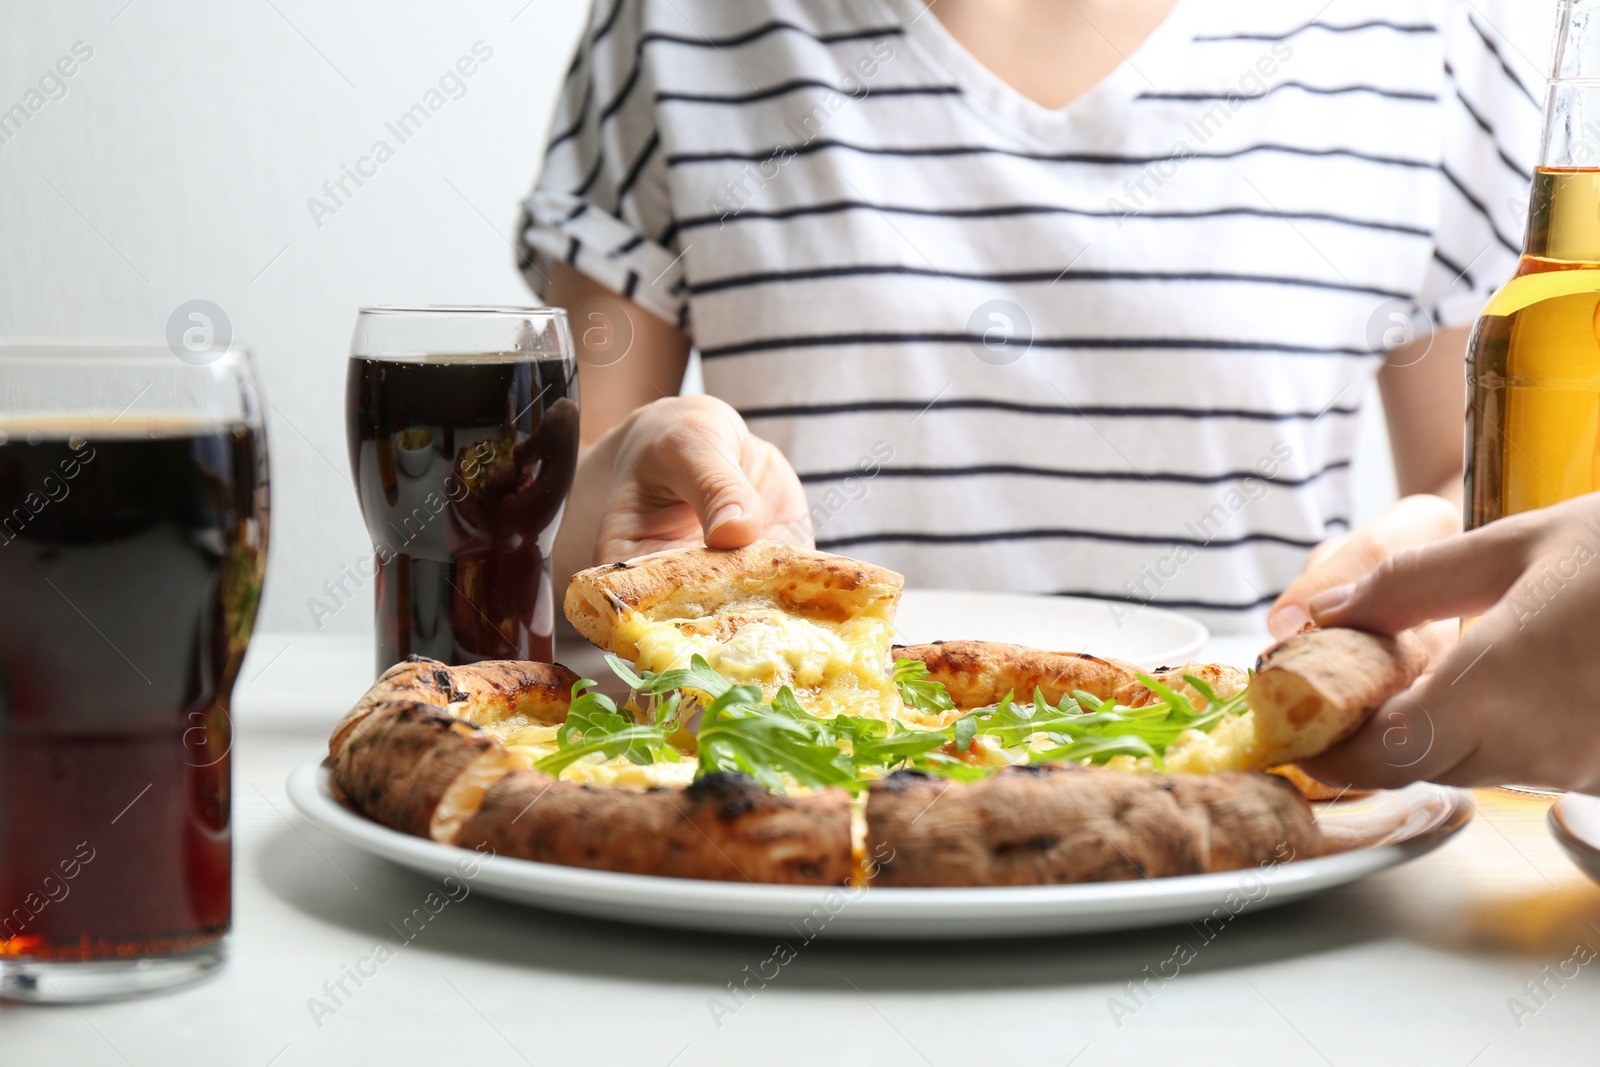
[{"left": 563, "top": 541, "right": 910, "bottom": 722}]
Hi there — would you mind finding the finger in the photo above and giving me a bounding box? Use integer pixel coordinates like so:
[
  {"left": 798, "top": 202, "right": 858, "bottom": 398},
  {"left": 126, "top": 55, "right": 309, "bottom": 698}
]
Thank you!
[
  {"left": 1303, "top": 531, "right": 1354, "bottom": 572},
  {"left": 591, "top": 481, "right": 702, "bottom": 563},
  {"left": 1267, "top": 496, "right": 1459, "bottom": 640},
  {"left": 746, "top": 439, "right": 814, "bottom": 548},
  {"left": 1269, "top": 535, "right": 1384, "bottom": 638},
  {"left": 645, "top": 417, "right": 766, "bottom": 549},
  {"left": 1308, "top": 519, "right": 1537, "bottom": 633}
]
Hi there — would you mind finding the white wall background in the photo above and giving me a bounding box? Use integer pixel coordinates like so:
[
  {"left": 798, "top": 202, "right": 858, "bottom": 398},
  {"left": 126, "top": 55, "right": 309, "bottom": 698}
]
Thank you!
[{"left": 0, "top": 0, "right": 1398, "bottom": 636}]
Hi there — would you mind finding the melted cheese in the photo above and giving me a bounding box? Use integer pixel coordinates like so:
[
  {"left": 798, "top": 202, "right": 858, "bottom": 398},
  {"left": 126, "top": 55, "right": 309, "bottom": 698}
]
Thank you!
[
  {"left": 617, "top": 607, "right": 905, "bottom": 721},
  {"left": 480, "top": 722, "right": 697, "bottom": 788},
  {"left": 633, "top": 612, "right": 848, "bottom": 686},
  {"left": 1098, "top": 710, "right": 1260, "bottom": 776},
  {"left": 1161, "top": 711, "right": 1260, "bottom": 774}
]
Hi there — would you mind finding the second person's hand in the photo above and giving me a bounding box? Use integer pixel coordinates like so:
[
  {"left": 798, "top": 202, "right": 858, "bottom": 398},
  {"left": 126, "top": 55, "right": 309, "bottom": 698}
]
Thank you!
[
  {"left": 1267, "top": 494, "right": 1462, "bottom": 662},
  {"left": 1300, "top": 493, "right": 1600, "bottom": 794}
]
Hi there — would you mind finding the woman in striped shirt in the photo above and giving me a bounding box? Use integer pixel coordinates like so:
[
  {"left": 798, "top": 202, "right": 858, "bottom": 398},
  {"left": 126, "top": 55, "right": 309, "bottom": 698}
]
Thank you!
[{"left": 524, "top": 0, "right": 1551, "bottom": 639}]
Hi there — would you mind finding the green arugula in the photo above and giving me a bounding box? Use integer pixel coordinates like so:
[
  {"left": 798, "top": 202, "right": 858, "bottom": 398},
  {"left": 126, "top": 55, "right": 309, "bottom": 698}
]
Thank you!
[
  {"left": 533, "top": 677, "right": 682, "bottom": 778},
  {"left": 532, "top": 655, "right": 1250, "bottom": 792},
  {"left": 942, "top": 675, "right": 1250, "bottom": 770},
  {"left": 893, "top": 658, "right": 956, "bottom": 714}
]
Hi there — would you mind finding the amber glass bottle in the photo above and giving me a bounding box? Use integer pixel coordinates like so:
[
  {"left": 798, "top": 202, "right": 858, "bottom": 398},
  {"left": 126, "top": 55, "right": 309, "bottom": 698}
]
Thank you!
[{"left": 1466, "top": 2, "right": 1600, "bottom": 529}]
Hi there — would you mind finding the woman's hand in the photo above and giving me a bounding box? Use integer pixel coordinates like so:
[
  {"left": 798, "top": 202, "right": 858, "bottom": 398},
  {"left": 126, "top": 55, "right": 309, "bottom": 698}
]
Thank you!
[
  {"left": 591, "top": 395, "right": 812, "bottom": 564},
  {"left": 1299, "top": 492, "right": 1600, "bottom": 794},
  {"left": 1268, "top": 494, "right": 1461, "bottom": 660}
]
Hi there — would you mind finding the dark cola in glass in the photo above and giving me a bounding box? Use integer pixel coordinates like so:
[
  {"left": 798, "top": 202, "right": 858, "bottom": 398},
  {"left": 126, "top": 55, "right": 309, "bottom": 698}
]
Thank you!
[{"left": 345, "top": 307, "right": 579, "bottom": 674}]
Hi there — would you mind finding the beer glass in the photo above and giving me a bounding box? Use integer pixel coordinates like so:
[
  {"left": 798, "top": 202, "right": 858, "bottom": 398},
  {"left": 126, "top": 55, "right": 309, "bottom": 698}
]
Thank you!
[{"left": 0, "top": 341, "right": 269, "bottom": 1000}]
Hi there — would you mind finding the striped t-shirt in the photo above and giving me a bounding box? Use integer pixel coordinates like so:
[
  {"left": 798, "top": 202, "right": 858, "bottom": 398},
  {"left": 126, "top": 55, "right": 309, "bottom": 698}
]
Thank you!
[{"left": 519, "top": 0, "right": 1552, "bottom": 633}]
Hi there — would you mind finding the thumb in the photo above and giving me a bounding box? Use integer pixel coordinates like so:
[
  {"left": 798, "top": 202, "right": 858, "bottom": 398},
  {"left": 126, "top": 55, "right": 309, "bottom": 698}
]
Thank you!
[
  {"left": 656, "top": 419, "right": 765, "bottom": 548},
  {"left": 1267, "top": 495, "right": 1457, "bottom": 640},
  {"left": 1309, "top": 520, "right": 1533, "bottom": 633}
]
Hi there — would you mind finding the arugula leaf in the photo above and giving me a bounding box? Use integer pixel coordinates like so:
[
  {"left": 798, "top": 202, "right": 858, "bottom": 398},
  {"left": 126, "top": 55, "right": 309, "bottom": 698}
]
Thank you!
[
  {"left": 953, "top": 713, "right": 979, "bottom": 753},
  {"left": 604, "top": 653, "right": 647, "bottom": 692},
  {"left": 535, "top": 678, "right": 678, "bottom": 777},
  {"left": 893, "top": 659, "right": 956, "bottom": 714},
  {"left": 696, "top": 684, "right": 856, "bottom": 793},
  {"left": 939, "top": 676, "right": 1251, "bottom": 771},
  {"left": 849, "top": 722, "right": 949, "bottom": 766},
  {"left": 1030, "top": 734, "right": 1158, "bottom": 765},
  {"left": 919, "top": 753, "right": 993, "bottom": 782},
  {"left": 648, "top": 655, "right": 734, "bottom": 701}
]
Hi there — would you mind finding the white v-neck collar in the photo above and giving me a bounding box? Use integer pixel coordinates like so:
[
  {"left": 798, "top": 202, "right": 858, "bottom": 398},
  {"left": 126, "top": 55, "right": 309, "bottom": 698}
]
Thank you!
[{"left": 877, "top": 0, "right": 1202, "bottom": 148}]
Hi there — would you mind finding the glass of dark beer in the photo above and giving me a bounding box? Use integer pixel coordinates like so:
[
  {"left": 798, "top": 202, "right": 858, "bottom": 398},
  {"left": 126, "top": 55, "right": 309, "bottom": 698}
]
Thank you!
[
  {"left": 0, "top": 341, "right": 268, "bottom": 1001},
  {"left": 346, "top": 307, "right": 579, "bottom": 674}
]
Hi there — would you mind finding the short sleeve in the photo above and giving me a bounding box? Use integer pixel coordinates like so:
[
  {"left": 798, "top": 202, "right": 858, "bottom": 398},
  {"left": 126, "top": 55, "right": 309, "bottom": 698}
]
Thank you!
[
  {"left": 1418, "top": 0, "right": 1554, "bottom": 329},
  {"left": 517, "top": 0, "right": 687, "bottom": 328}
]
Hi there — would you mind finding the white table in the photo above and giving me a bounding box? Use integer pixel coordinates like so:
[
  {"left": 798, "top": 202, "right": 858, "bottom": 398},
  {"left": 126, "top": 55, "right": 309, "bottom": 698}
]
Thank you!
[{"left": 5, "top": 631, "right": 1598, "bottom": 1066}]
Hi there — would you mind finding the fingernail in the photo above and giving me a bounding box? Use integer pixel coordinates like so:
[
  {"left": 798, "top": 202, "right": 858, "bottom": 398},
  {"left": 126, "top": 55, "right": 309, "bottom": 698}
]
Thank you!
[
  {"left": 708, "top": 503, "right": 744, "bottom": 532},
  {"left": 1308, "top": 583, "right": 1356, "bottom": 620},
  {"left": 1269, "top": 603, "right": 1307, "bottom": 638}
]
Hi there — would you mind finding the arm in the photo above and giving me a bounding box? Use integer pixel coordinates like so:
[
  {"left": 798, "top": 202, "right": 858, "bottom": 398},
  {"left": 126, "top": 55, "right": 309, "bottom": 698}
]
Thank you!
[
  {"left": 1267, "top": 326, "right": 1470, "bottom": 643},
  {"left": 551, "top": 262, "right": 692, "bottom": 449},
  {"left": 1381, "top": 324, "right": 1468, "bottom": 504},
  {"left": 550, "top": 262, "right": 688, "bottom": 587},
  {"left": 547, "top": 263, "right": 810, "bottom": 590}
]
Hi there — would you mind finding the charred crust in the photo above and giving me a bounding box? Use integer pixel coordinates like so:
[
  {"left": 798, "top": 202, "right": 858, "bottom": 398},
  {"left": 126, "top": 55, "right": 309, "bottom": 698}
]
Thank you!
[
  {"left": 994, "top": 835, "right": 1060, "bottom": 855},
  {"left": 432, "top": 668, "right": 452, "bottom": 692},
  {"left": 873, "top": 769, "right": 933, "bottom": 793},
  {"left": 683, "top": 771, "right": 764, "bottom": 818},
  {"left": 394, "top": 702, "right": 444, "bottom": 725}
]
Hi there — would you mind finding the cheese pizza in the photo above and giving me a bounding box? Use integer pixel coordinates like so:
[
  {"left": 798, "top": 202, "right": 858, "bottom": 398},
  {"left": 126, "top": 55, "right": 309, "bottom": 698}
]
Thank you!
[{"left": 328, "top": 542, "right": 1426, "bottom": 887}]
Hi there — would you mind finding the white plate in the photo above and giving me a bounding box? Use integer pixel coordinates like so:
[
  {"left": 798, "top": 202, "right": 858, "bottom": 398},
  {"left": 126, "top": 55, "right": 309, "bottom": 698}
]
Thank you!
[
  {"left": 893, "top": 589, "right": 1208, "bottom": 669},
  {"left": 287, "top": 757, "right": 1472, "bottom": 940}
]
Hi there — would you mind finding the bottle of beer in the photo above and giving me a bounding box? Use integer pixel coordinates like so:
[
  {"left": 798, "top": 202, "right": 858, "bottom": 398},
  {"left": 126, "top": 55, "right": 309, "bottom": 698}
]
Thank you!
[{"left": 1466, "top": 0, "right": 1600, "bottom": 530}]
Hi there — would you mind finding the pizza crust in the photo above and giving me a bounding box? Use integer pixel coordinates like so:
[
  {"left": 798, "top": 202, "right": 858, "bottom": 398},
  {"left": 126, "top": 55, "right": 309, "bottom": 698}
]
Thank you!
[
  {"left": 865, "top": 764, "right": 1317, "bottom": 886},
  {"left": 455, "top": 769, "right": 853, "bottom": 884},
  {"left": 893, "top": 640, "right": 1249, "bottom": 710},
  {"left": 1247, "top": 627, "right": 1427, "bottom": 770}
]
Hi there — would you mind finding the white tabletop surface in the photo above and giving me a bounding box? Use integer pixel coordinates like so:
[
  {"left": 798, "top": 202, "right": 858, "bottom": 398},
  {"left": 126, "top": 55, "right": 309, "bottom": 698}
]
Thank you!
[{"left": 5, "top": 630, "right": 1600, "bottom": 1066}]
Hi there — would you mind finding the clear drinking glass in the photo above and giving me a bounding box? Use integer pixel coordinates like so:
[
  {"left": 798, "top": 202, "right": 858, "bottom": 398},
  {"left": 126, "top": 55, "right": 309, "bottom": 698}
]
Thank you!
[
  {"left": 345, "top": 307, "right": 579, "bottom": 675},
  {"left": 0, "top": 341, "right": 269, "bottom": 1001}
]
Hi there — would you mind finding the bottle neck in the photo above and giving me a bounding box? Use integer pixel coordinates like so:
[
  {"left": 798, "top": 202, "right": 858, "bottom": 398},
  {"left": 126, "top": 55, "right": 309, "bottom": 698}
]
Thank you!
[
  {"left": 1524, "top": 169, "right": 1600, "bottom": 262},
  {"left": 1528, "top": 2, "right": 1600, "bottom": 260}
]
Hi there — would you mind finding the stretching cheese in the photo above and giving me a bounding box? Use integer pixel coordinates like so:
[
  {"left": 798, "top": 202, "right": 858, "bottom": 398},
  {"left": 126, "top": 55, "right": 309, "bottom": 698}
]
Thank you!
[{"left": 616, "top": 607, "right": 908, "bottom": 722}]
